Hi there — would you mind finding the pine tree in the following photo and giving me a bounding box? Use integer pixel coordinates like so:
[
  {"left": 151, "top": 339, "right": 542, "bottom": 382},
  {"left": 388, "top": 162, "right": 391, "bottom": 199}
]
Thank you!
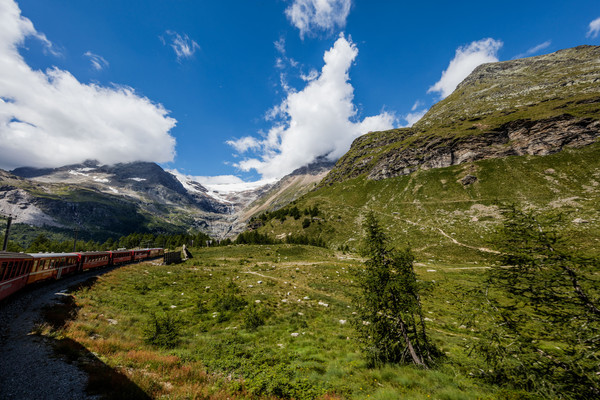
[
  {"left": 354, "top": 212, "right": 437, "bottom": 367},
  {"left": 471, "top": 205, "right": 600, "bottom": 398}
]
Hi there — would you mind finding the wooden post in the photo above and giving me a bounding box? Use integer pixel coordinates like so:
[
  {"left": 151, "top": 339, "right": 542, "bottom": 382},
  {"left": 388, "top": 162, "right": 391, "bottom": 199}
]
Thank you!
[{"left": 2, "top": 216, "right": 12, "bottom": 252}]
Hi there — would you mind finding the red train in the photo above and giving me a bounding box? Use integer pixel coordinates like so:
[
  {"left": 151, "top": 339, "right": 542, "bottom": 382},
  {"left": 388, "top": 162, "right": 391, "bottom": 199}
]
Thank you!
[{"left": 0, "top": 248, "right": 164, "bottom": 302}]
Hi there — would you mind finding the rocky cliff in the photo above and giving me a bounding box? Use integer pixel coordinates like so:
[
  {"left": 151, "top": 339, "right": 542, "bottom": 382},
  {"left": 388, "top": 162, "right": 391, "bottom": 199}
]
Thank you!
[{"left": 322, "top": 46, "right": 600, "bottom": 185}]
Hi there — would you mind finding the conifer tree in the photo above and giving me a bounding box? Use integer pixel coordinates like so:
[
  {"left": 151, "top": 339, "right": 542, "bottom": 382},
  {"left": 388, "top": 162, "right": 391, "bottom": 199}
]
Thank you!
[
  {"left": 472, "top": 205, "right": 600, "bottom": 398},
  {"left": 354, "top": 212, "right": 436, "bottom": 367}
]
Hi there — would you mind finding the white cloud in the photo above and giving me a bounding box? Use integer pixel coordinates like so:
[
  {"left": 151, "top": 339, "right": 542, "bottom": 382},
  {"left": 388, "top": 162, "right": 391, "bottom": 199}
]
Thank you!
[
  {"left": 226, "top": 136, "right": 261, "bottom": 153},
  {"left": 274, "top": 37, "right": 286, "bottom": 54},
  {"left": 300, "top": 68, "right": 318, "bottom": 81},
  {"left": 84, "top": 51, "right": 109, "bottom": 70},
  {"left": 587, "top": 17, "right": 600, "bottom": 38},
  {"left": 513, "top": 40, "right": 551, "bottom": 59},
  {"left": 286, "top": 0, "right": 351, "bottom": 38},
  {"left": 0, "top": 0, "right": 176, "bottom": 170},
  {"left": 228, "top": 34, "right": 395, "bottom": 180},
  {"left": 163, "top": 30, "right": 200, "bottom": 61},
  {"left": 428, "top": 38, "right": 503, "bottom": 99},
  {"left": 403, "top": 109, "right": 427, "bottom": 127}
]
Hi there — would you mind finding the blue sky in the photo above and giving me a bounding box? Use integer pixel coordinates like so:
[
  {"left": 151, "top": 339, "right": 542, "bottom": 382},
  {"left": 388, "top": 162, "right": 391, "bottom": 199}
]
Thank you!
[{"left": 1, "top": 0, "right": 599, "bottom": 185}]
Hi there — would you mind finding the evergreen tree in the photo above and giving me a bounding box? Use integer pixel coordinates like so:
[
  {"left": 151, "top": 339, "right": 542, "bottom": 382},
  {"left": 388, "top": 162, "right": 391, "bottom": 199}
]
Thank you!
[
  {"left": 354, "top": 212, "right": 436, "bottom": 367},
  {"left": 471, "top": 205, "right": 600, "bottom": 398}
]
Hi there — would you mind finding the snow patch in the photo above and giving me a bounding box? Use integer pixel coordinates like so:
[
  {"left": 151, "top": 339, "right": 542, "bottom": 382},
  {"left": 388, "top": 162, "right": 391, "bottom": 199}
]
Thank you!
[
  {"left": 108, "top": 186, "right": 119, "bottom": 193},
  {"left": 128, "top": 177, "right": 147, "bottom": 182},
  {"left": 93, "top": 177, "right": 109, "bottom": 183},
  {"left": 169, "top": 169, "right": 275, "bottom": 194},
  {"left": 69, "top": 170, "right": 89, "bottom": 177}
]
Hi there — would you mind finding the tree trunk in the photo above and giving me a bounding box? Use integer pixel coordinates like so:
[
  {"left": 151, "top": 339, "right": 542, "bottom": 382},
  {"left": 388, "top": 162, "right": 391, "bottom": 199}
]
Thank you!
[{"left": 397, "top": 317, "right": 426, "bottom": 367}]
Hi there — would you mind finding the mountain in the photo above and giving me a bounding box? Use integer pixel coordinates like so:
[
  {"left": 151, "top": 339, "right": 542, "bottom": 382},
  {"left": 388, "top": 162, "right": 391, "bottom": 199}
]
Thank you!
[
  {"left": 1, "top": 157, "right": 335, "bottom": 243},
  {"left": 1, "top": 161, "right": 236, "bottom": 242},
  {"left": 323, "top": 45, "right": 600, "bottom": 185},
  {"left": 239, "top": 159, "right": 335, "bottom": 222},
  {"left": 249, "top": 46, "right": 600, "bottom": 262}
]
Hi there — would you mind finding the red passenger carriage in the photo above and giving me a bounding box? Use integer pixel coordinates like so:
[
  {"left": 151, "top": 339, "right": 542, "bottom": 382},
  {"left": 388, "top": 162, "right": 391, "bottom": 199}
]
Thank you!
[
  {"left": 109, "top": 250, "right": 133, "bottom": 265},
  {"left": 132, "top": 249, "right": 150, "bottom": 262},
  {"left": 27, "top": 253, "right": 80, "bottom": 284},
  {"left": 78, "top": 251, "right": 110, "bottom": 271},
  {"left": 148, "top": 248, "right": 164, "bottom": 259},
  {"left": 0, "top": 252, "right": 34, "bottom": 301}
]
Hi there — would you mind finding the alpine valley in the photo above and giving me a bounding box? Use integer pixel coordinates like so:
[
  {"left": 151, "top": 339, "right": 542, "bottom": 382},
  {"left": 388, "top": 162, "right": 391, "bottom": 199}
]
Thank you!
[{"left": 2, "top": 45, "right": 599, "bottom": 257}]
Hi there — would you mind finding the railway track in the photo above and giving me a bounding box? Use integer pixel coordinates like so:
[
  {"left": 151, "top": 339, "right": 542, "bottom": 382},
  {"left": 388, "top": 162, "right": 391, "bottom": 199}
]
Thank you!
[{"left": 0, "top": 267, "right": 118, "bottom": 400}]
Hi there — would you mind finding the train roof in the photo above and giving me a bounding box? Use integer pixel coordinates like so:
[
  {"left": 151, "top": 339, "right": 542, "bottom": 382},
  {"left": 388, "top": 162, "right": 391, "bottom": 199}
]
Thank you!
[
  {"left": 0, "top": 252, "right": 34, "bottom": 260},
  {"left": 29, "top": 252, "right": 79, "bottom": 258},
  {"left": 78, "top": 251, "right": 111, "bottom": 256}
]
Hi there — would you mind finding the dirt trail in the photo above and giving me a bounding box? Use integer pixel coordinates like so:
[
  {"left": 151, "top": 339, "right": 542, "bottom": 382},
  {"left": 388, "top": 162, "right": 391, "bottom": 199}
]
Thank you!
[{"left": 0, "top": 269, "right": 114, "bottom": 400}]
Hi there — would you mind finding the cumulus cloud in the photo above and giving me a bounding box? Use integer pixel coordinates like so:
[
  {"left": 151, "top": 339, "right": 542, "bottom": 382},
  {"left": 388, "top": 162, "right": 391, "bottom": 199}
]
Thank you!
[
  {"left": 162, "top": 30, "right": 200, "bottom": 61},
  {"left": 84, "top": 51, "right": 109, "bottom": 70},
  {"left": 403, "top": 109, "right": 427, "bottom": 127},
  {"left": 513, "top": 40, "right": 551, "bottom": 59},
  {"left": 428, "top": 38, "right": 503, "bottom": 99},
  {"left": 587, "top": 17, "right": 600, "bottom": 38},
  {"left": 286, "top": 0, "right": 351, "bottom": 38},
  {"left": 0, "top": 0, "right": 176, "bottom": 170},
  {"left": 226, "top": 136, "right": 261, "bottom": 153},
  {"left": 228, "top": 34, "right": 395, "bottom": 179}
]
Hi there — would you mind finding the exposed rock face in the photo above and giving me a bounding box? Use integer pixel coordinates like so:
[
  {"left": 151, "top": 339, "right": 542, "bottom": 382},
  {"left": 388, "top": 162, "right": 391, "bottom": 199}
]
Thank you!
[
  {"left": 0, "top": 186, "right": 63, "bottom": 227},
  {"left": 322, "top": 46, "right": 600, "bottom": 185},
  {"left": 365, "top": 115, "right": 599, "bottom": 181}
]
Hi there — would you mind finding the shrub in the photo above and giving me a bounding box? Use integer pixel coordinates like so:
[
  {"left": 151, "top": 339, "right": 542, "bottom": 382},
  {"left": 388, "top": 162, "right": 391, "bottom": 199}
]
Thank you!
[
  {"left": 243, "top": 304, "right": 266, "bottom": 331},
  {"left": 144, "top": 313, "right": 180, "bottom": 348}
]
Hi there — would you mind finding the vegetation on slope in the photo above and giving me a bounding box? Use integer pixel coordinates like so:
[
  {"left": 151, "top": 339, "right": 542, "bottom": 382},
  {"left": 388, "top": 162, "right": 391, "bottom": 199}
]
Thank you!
[
  {"left": 323, "top": 46, "right": 600, "bottom": 184},
  {"left": 253, "top": 142, "right": 600, "bottom": 264},
  {"left": 39, "top": 244, "right": 501, "bottom": 399}
]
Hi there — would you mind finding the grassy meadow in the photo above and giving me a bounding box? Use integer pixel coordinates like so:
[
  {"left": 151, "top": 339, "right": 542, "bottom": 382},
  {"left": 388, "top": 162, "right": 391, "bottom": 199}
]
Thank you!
[
  {"left": 36, "top": 244, "right": 523, "bottom": 400},
  {"left": 35, "top": 145, "right": 600, "bottom": 399}
]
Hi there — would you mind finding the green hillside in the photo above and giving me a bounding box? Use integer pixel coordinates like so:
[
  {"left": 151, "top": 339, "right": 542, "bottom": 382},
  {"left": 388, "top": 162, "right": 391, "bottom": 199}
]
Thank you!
[
  {"left": 253, "top": 141, "right": 600, "bottom": 263},
  {"left": 322, "top": 46, "right": 600, "bottom": 184}
]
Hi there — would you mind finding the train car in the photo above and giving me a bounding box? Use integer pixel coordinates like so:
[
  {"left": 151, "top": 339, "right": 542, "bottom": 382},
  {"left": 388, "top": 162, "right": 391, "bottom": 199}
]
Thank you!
[
  {"left": 132, "top": 249, "right": 150, "bottom": 262},
  {"left": 79, "top": 251, "right": 111, "bottom": 271},
  {"left": 27, "top": 253, "right": 80, "bottom": 284},
  {"left": 109, "top": 250, "right": 133, "bottom": 265},
  {"left": 148, "top": 248, "right": 164, "bottom": 259},
  {"left": 0, "top": 252, "right": 34, "bottom": 301}
]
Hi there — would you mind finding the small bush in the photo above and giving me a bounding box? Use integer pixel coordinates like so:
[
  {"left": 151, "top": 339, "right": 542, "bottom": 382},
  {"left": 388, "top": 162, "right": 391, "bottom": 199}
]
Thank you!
[
  {"left": 212, "top": 282, "right": 247, "bottom": 313},
  {"left": 133, "top": 282, "right": 150, "bottom": 294},
  {"left": 302, "top": 218, "right": 311, "bottom": 229},
  {"left": 144, "top": 313, "right": 180, "bottom": 348},
  {"left": 244, "top": 305, "right": 266, "bottom": 331}
]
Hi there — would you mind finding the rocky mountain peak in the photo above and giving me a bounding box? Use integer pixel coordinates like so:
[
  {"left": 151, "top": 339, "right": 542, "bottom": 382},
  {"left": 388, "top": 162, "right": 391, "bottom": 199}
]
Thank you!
[{"left": 322, "top": 45, "right": 600, "bottom": 185}]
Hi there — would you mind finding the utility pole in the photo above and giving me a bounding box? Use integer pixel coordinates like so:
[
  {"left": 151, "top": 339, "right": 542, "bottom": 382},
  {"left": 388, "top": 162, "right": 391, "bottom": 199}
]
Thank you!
[
  {"left": 2, "top": 216, "right": 13, "bottom": 252},
  {"left": 73, "top": 228, "right": 78, "bottom": 252}
]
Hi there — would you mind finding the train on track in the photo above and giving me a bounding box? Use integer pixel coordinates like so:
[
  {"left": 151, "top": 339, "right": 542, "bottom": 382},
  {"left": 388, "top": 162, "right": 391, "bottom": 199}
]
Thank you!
[{"left": 0, "top": 248, "right": 165, "bottom": 302}]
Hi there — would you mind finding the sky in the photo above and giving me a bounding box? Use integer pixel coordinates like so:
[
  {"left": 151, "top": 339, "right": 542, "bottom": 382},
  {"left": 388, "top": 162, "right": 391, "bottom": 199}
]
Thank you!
[{"left": 1, "top": 0, "right": 599, "bottom": 187}]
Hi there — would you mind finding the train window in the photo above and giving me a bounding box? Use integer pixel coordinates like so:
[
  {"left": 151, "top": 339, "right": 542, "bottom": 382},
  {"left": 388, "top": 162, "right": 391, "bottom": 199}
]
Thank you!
[
  {"left": 0, "top": 261, "right": 7, "bottom": 280},
  {"left": 6, "top": 261, "right": 14, "bottom": 279}
]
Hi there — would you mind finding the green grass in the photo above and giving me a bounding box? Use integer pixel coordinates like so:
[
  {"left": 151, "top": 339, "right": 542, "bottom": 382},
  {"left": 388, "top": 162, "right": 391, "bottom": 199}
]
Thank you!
[
  {"left": 47, "top": 245, "right": 506, "bottom": 399},
  {"left": 256, "top": 142, "right": 600, "bottom": 263}
]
